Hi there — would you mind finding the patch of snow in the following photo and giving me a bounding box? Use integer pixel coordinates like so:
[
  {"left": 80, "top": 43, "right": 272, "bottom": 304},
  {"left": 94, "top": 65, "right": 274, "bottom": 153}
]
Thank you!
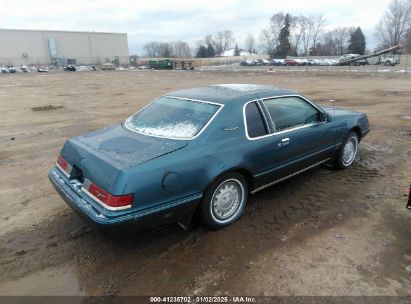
[
  {"left": 220, "top": 48, "right": 257, "bottom": 56},
  {"left": 127, "top": 122, "right": 200, "bottom": 139},
  {"left": 212, "top": 84, "right": 271, "bottom": 91}
]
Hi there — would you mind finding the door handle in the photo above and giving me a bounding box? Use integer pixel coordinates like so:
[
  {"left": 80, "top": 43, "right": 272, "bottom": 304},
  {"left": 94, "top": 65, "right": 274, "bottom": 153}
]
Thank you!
[{"left": 281, "top": 137, "right": 290, "bottom": 143}]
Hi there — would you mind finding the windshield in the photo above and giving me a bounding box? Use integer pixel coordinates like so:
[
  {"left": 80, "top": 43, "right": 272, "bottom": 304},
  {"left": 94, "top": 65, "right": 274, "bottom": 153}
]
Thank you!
[{"left": 124, "top": 96, "right": 221, "bottom": 139}]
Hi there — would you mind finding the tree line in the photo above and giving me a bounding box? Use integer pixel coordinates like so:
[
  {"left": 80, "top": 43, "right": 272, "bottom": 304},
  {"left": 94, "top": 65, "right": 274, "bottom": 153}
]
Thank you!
[{"left": 141, "top": 0, "right": 411, "bottom": 58}]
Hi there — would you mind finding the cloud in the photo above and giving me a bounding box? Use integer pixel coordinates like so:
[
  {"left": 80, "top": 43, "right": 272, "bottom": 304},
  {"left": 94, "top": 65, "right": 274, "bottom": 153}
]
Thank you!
[{"left": 0, "top": 0, "right": 391, "bottom": 54}]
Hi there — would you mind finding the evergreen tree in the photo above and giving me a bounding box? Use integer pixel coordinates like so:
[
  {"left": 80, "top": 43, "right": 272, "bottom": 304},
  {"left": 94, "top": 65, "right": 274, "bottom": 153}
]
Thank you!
[
  {"left": 275, "top": 13, "right": 291, "bottom": 58},
  {"left": 348, "top": 27, "right": 366, "bottom": 55},
  {"left": 234, "top": 43, "right": 240, "bottom": 56},
  {"left": 196, "top": 45, "right": 207, "bottom": 58},
  {"left": 206, "top": 43, "right": 215, "bottom": 57}
]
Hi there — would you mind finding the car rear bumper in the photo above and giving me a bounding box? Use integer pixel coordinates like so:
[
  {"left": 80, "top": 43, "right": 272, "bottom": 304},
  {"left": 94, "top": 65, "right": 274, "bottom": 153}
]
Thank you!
[{"left": 48, "top": 167, "right": 201, "bottom": 232}]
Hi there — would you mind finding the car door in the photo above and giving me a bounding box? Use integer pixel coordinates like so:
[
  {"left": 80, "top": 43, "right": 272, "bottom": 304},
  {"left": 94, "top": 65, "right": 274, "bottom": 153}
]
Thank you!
[{"left": 258, "top": 96, "right": 336, "bottom": 178}]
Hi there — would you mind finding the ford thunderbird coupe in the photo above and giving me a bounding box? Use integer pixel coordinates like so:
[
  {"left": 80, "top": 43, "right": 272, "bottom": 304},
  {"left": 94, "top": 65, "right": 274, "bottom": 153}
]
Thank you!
[{"left": 49, "top": 84, "right": 370, "bottom": 231}]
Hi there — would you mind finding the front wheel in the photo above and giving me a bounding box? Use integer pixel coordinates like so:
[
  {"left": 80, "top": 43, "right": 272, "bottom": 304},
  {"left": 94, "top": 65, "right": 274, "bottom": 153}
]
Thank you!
[
  {"left": 197, "top": 173, "right": 248, "bottom": 229},
  {"left": 333, "top": 132, "right": 359, "bottom": 170}
]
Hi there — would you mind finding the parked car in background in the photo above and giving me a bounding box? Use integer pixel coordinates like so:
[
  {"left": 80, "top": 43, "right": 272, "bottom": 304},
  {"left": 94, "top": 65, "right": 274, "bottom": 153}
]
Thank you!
[
  {"left": 378, "top": 53, "right": 400, "bottom": 66},
  {"left": 262, "top": 59, "right": 271, "bottom": 66},
  {"left": 285, "top": 59, "right": 298, "bottom": 66},
  {"left": 353, "top": 58, "right": 369, "bottom": 66},
  {"left": 316, "top": 59, "right": 330, "bottom": 66},
  {"left": 295, "top": 59, "right": 308, "bottom": 66},
  {"left": 307, "top": 59, "right": 318, "bottom": 66},
  {"left": 327, "top": 59, "right": 339, "bottom": 66},
  {"left": 272, "top": 59, "right": 285, "bottom": 66},
  {"left": 253, "top": 59, "right": 264, "bottom": 66},
  {"left": 338, "top": 54, "right": 368, "bottom": 66},
  {"left": 240, "top": 60, "right": 254, "bottom": 66},
  {"left": 338, "top": 54, "right": 359, "bottom": 64},
  {"left": 101, "top": 63, "right": 116, "bottom": 70},
  {"left": 49, "top": 84, "right": 370, "bottom": 232}
]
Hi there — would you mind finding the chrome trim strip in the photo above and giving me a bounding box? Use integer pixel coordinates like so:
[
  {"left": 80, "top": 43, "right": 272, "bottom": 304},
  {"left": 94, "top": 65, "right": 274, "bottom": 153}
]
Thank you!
[
  {"left": 81, "top": 187, "right": 132, "bottom": 211},
  {"left": 258, "top": 100, "right": 276, "bottom": 132},
  {"left": 243, "top": 94, "right": 325, "bottom": 141},
  {"left": 124, "top": 96, "right": 224, "bottom": 141},
  {"left": 251, "top": 158, "right": 331, "bottom": 194},
  {"left": 56, "top": 163, "right": 70, "bottom": 178},
  {"left": 255, "top": 101, "right": 273, "bottom": 133}
]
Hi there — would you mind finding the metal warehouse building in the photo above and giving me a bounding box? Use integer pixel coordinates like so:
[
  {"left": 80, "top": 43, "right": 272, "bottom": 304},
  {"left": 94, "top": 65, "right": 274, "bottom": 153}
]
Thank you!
[{"left": 0, "top": 29, "right": 129, "bottom": 66}]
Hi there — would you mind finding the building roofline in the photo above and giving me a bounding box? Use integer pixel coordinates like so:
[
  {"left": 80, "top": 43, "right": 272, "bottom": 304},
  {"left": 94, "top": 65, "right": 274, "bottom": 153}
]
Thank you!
[{"left": 0, "top": 28, "right": 127, "bottom": 35}]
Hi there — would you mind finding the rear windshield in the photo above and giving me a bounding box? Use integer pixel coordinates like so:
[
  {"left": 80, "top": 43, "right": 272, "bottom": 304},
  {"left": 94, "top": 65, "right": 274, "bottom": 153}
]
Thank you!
[{"left": 125, "top": 96, "right": 221, "bottom": 139}]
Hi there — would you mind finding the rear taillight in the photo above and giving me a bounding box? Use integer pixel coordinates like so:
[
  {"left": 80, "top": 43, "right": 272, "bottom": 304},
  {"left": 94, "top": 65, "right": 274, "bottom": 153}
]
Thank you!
[
  {"left": 56, "top": 155, "right": 72, "bottom": 176},
  {"left": 83, "top": 179, "right": 133, "bottom": 210}
]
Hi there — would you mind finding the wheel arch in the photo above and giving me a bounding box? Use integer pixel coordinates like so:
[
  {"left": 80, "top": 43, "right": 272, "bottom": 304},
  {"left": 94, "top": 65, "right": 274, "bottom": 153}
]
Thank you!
[
  {"left": 204, "top": 167, "right": 254, "bottom": 196},
  {"left": 350, "top": 126, "right": 362, "bottom": 141}
]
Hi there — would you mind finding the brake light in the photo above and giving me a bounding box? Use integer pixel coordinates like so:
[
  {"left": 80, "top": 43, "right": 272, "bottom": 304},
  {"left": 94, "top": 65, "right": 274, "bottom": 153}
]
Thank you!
[
  {"left": 86, "top": 182, "right": 133, "bottom": 209},
  {"left": 57, "top": 155, "right": 68, "bottom": 170},
  {"left": 56, "top": 155, "right": 72, "bottom": 176}
]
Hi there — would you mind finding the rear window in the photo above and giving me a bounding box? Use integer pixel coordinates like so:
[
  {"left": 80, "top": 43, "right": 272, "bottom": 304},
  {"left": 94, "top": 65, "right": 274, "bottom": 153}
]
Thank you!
[
  {"left": 125, "top": 96, "right": 221, "bottom": 139},
  {"left": 245, "top": 102, "right": 268, "bottom": 138}
]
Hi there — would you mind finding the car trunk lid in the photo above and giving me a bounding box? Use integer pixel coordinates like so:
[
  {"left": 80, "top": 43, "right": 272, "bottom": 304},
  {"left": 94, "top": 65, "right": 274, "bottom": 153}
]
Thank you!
[{"left": 60, "top": 124, "right": 187, "bottom": 192}]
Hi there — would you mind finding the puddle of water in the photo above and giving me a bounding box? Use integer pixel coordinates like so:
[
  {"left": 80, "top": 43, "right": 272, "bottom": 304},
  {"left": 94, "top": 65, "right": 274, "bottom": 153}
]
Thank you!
[
  {"left": 400, "top": 115, "right": 411, "bottom": 121},
  {"left": 0, "top": 266, "right": 84, "bottom": 296}
]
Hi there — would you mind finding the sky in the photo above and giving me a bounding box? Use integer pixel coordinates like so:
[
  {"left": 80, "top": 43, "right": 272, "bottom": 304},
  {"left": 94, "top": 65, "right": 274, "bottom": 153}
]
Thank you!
[{"left": 0, "top": 0, "right": 391, "bottom": 54}]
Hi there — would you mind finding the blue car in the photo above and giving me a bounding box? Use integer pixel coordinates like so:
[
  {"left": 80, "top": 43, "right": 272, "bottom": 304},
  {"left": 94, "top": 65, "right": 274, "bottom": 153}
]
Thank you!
[{"left": 49, "top": 84, "right": 370, "bottom": 231}]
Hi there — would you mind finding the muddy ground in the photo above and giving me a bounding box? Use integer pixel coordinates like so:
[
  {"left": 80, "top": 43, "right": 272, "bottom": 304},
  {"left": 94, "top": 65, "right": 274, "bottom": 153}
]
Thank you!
[{"left": 0, "top": 69, "right": 410, "bottom": 296}]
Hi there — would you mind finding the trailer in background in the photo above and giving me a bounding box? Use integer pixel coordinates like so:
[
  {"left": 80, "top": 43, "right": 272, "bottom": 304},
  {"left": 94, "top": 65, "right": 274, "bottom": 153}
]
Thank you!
[
  {"left": 338, "top": 44, "right": 403, "bottom": 66},
  {"left": 148, "top": 59, "right": 174, "bottom": 70}
]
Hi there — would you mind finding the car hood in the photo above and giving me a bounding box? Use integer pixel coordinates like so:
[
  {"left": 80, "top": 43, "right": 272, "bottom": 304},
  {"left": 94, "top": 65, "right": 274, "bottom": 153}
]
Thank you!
[
  {"left": 61, "top": 124, "right": 187, "bottom": 191},
  {"left": 322, "top": 106, "right": 362, "bottom": 119}
]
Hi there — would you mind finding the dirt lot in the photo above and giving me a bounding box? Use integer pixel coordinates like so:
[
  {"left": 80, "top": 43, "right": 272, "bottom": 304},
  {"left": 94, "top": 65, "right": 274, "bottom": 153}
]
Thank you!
[{"left": 0, "top": 69, "right": 410, "bottom": 297}]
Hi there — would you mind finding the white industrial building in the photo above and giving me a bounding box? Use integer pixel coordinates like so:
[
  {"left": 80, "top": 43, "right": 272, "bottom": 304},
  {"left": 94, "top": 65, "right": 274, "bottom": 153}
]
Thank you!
[{"left": 0, "top": 29, "right": 129, "bottom": 66}]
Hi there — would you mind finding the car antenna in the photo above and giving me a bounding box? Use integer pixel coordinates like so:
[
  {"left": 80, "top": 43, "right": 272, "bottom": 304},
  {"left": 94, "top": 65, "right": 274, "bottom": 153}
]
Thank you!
[{"left": 330, "top": 98, "right": 336, "bottom": 115}]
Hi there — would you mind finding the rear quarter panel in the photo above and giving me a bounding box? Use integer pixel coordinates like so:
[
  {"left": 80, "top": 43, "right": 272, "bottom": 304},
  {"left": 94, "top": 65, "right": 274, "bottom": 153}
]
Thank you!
[{"left": 112, "top": 102, "right": 253, "bottom": 212}]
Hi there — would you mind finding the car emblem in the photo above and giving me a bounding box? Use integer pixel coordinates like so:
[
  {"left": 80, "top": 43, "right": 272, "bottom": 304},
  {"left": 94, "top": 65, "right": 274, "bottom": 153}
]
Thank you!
[{"left": 96, "top": 192, "right": 105, "bottom": 198}]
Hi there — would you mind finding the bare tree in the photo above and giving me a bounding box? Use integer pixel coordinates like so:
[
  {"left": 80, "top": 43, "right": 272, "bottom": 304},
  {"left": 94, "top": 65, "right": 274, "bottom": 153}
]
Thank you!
[
  {"left": 173, "top": 41, "right": 192, "bottom": 57},
  {"left": 244, "top": 33, "right": 256, "bottom": 54},
  {"left": 259, "top": 12, "right": 285, "bottom": 55},
  {"left": 222, "top": 30, "right": 235, "bottom": 51},
  {"left": 311, "top": 14, "right": 327, "bottom": 49},
  {"left": 292, "top": 15, "right": 309, "bottom": 55},
  {"left": 301, "top": 18, "right": 314, "bottom": 55},
  {"left": 406, "top": 27, "right": 411, "bottom": 51},
  {"left": 259, "top": 28, "right": 276, "bottom": 54},
  {"left": 143, "top": 41, "right": 175, "bottom": 57},
  {"left": 320, "top": 31, "right": 338, "bottom": 55},
  {"left": 375, "top": 0, "right": 411, "bottom": 48},
  {"left": 299, "top": 14, "right": 326, "bottom": 55},
  {"left": 143, "top": 42, "right": 160, "bottom": 57},
  {"left": 334, "top": 27, "right": 354, "bottom": 55},
  {"left": 213, "top": 32, "right": 224, "bottom": 55}
]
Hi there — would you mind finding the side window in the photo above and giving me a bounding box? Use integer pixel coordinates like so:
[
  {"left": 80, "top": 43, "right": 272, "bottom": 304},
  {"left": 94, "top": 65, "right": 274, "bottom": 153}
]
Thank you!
[
  {"left": 263, "top": 97, "right": 320, "bottom": 132},
  {"left": 245, "top": 102, "right": 268, "bottom": 138}
]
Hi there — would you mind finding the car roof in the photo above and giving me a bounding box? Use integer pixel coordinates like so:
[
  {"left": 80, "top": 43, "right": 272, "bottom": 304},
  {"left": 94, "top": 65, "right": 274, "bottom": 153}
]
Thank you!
[{"left": 166, "top": 84, "right": 298, "bottom": 104}]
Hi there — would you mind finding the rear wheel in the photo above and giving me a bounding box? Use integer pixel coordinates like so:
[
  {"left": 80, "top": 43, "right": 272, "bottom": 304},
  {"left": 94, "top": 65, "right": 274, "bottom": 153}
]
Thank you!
[
  {"left": 198, "top": 172, "right": 248, "bottom": 229},
  {"left": 333, "top": 132, "right": 359, "bottom": 170}
]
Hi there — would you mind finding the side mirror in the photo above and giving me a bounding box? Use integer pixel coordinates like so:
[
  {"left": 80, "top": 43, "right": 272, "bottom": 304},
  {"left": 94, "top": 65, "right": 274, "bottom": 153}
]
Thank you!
[{"left": 319, "top": 112, "right": 329, "bottom": 123}]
